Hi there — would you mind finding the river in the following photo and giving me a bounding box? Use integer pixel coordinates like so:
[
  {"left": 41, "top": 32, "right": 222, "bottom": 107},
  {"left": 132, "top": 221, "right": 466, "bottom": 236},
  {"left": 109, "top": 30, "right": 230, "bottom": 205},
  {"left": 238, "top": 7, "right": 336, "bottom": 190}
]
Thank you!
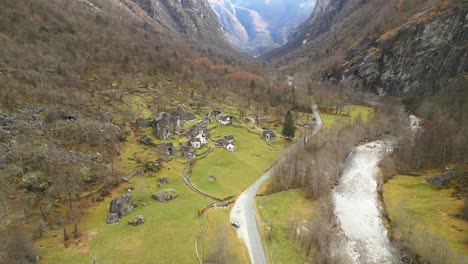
[
  {"left": 333, "top": 140, "right": 398, "bottom": 263},
  {"left": 333, "top": 115, "right": 421, "bottom": 263}
]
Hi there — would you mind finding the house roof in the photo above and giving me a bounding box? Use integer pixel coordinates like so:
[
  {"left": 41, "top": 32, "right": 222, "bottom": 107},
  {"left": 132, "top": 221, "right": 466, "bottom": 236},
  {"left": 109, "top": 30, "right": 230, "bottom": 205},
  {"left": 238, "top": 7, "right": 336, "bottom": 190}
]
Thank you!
[
  {"left": 263, "top": 130, "right": 276, "bottom": 137},
  {"left": 181, "top": 146, "right": 194, "bottom": 153},
  {"left": 160, "top": 142, "right": 176, "bottom": 150}
]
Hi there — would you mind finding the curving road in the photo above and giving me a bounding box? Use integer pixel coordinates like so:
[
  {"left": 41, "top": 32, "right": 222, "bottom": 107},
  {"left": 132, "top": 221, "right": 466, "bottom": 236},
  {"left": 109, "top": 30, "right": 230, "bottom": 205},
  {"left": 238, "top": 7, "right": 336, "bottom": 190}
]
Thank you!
[{"left": 230, "top": 106, "right": 323, "bottom": 264}]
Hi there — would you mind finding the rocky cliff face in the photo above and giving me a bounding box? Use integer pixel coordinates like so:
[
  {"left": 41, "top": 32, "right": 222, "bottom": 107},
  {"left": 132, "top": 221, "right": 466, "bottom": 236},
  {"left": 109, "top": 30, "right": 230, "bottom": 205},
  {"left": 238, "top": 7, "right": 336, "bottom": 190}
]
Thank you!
[
  {"left": 288, "top": 0, "right": 347, "bottom": 47},
  {"left": 130, "top": 0, "right": 227, "bottom": 45},
  {"left": 331, "top": 8, "right": 468, "bottom": 96},
  {"left": 209, "top": 0, "right": 315, "bottom": 55}
]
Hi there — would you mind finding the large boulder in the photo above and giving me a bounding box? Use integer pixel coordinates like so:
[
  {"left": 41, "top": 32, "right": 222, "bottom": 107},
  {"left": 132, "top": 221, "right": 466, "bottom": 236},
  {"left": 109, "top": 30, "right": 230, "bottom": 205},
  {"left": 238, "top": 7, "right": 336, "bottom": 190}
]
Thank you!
[
  {"left": 173, "top": 105, "right": 195, "bottom": 121},
  {"left": 106, "top": 193, "right": 134, "bottom": 224},
  {"left": 140, "top": 135, "right": 154, "bottom": 146},
  {"left": 152, "top": 189, "right": 179, "bottom": 202},
  {"left": 136, "top": 118, "right": 152, "bottom": 127},
  {"left": 145, "top": 160, "right": 161, "bottom": 172},
  {"left": 152, "top": 112, "right": 181, "bottom": 140},
  {"left": 106, "top": 213, "right": 120, "bottom": 224},
  {"left": 127, "top": 215, "right": 145, "bottom": 226},
  {"left": 100, "top": 112, "right": 113, "bottom": 123},
  {"left": 427, "top": 171, "right": 456, "bottom": 188}
]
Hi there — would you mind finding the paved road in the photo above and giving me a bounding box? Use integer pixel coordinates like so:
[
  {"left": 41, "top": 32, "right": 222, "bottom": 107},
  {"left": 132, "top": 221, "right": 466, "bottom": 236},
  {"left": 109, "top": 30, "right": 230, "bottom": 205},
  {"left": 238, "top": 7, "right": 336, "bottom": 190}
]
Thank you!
[{"left": 230, "top": 106, "right": 323, "bottom": 264}]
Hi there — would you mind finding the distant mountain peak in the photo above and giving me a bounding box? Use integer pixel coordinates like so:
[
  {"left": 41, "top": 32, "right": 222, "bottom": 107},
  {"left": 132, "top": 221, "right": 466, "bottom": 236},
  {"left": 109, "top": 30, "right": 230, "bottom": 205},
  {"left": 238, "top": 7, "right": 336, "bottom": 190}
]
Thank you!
[{"left": 209, "top": 0, "right": 316, "bottom": 56}]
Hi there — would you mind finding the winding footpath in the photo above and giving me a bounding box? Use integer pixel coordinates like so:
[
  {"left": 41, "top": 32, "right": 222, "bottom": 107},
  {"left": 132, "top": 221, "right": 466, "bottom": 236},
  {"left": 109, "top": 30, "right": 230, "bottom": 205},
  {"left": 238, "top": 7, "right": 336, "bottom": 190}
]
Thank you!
[{"left": 230, "top": 106, "right": 323, "bottom": 264}]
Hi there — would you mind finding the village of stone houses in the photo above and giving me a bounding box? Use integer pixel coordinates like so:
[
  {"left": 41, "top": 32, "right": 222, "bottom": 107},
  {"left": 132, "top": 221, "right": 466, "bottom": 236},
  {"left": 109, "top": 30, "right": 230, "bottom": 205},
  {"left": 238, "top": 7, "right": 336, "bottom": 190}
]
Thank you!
[{"left": 104, "top": 103, "right": 300, "bottom": 226}]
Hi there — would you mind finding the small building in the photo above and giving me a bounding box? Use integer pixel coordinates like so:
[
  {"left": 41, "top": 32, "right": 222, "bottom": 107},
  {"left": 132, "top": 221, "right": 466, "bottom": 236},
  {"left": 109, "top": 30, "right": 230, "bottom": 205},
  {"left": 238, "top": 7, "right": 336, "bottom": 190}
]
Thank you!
[
  {"left": 224, "top": 135, "right": 234, "bottom": 143},
  {"left": 218, "top": 139, "right": 235, "bottom": 152},
  {"left": 160, "top": 142, "right": 176, "bottom": 156},
  {"left": 211, "top": 110, "right": 221, "bottom": 118},
  {"left": 262, "top": 130, "right": 276, "bottom": 141},
  {"left": 180, "top": 146, "right": 196, "bottom": 160},
  {"left": 218, "top": 115, "right": 234, "bottom": 125},
  {"left": 186, "top": 125, "right": 208, "bottom": 146},
  {"left": 202, "top": 116, "right": 211, "bottom": 125},
  {"left": 191, "top": 138, "right": 202, "bottom": 149}
]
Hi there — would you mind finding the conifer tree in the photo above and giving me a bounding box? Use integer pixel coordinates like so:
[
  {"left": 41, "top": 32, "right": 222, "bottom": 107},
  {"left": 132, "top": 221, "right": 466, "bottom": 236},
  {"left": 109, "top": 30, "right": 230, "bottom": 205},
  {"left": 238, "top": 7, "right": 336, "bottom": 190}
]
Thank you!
[{"left": 282, "top": 110, "right": 295, "bottom": 139}]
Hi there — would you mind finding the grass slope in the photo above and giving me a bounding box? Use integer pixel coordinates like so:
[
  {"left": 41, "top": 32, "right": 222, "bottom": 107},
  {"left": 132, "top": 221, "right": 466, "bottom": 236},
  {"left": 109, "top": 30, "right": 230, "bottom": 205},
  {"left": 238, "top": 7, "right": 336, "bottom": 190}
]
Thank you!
[
  {"left": 190, "top": 124, "right": 287, "bottom": 198},
  {"left": 383, "top": 175, "right": 468, "bottom": 263},
  {"left": 257, "top": 189, "right": 314, "bottom": 264},
  {"left": 38, "top": 158, "right": 212, "bottom": 263}
]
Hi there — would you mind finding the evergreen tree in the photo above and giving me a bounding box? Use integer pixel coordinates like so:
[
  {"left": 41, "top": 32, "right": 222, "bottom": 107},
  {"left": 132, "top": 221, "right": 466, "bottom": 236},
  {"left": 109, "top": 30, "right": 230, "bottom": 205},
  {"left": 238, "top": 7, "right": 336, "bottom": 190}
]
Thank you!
[{"left": 282, "top": 110, "right": 296, "bottom": 139}]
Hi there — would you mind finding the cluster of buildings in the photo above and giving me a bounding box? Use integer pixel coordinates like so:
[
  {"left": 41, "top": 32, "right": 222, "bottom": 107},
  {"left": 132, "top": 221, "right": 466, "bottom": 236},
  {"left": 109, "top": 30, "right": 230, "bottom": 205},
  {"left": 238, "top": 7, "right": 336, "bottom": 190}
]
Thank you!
[
  {"left": 143, "top": 107, "right": 278, "bottom": 160},
  {"left": 210, "top": 110, "right": 234, "bottom": 125}
]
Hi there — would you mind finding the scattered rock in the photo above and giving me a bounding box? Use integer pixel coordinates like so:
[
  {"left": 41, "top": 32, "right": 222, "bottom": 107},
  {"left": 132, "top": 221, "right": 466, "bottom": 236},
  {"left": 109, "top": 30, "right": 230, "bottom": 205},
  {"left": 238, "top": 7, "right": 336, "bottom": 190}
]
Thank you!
[
  {"left": 100, "top": 112, "right": 113, "bottom": 123},
  {"left": 106, "top": 193, "right": 134, "bottom": 224},
  {"left": 152, "top": 112, "right": 181, "bottom": 140},
  {"left": 145, "top": 160, "right": 161, "bottom": 172},
  {"left": 157, "top": 177, "right": 169, "bottom": 184},
  {"left": 173, "top": 104, "right": 195, "bottom": 121},
  {"left": 128, "top": 215, "right": 144, "bottom": 226},
  {"left": 140, "top": 135, "right": 154, "bottom": 146},
  {"left": 0, "top": 110, "right": 16, "bottom": 128},
  {"left": 427, "top": 171, "right": 456, "bottom": 187},
  {"left": 30, "top": 182, "right": 50, "bottom": 193},
  {"left": 208, "top": 175, "right": 216, "bottom": 182},
  {"left": 449, "top": 213, "right": 463, "bottom": 220},
  {"left": 136, "top": 118, "right": 152, "bottom": 127},
  {"left": 106, "top": 213, "right": 120, "bottom": 224},
  {"left": 152, "top": 189, "right": 179, "bottom": 202},
  {"left": 21, "top": 172, "right": 50, "bottom": 192}
]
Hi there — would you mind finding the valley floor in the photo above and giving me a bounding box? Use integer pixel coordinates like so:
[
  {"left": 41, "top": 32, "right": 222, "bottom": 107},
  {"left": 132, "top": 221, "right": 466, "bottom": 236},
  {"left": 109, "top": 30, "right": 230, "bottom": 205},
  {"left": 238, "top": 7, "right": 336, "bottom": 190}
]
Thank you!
[{"left": 383, "top": 173, "right": 468, "bottom": 264}]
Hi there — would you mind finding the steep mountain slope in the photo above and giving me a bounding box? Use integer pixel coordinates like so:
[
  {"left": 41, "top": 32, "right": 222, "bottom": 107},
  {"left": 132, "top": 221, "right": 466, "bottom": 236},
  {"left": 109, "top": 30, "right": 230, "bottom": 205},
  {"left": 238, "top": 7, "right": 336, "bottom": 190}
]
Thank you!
[
  {"left": 266, "top": 0, "right": 467, "bottom": 96},
  {"left": 0, "top": 1, "right": 274, "bottom": 262},
  {"left": 209, "top": 0, "right": 315, "bottom": 55},
  {"left": 130, "top": 0, "right": 229, "bottom": 48},
  {"left": 333, "top": 7, "right": 468, "bottom": 95}
]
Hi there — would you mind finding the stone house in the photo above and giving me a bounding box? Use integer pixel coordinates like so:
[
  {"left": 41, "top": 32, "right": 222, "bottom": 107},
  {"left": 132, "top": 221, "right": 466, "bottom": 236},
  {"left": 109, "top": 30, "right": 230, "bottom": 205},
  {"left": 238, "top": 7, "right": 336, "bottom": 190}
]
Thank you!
[
  {"left": 180, "top": 146, "right": 196, "bottom": 159},
  {"left": 218, "top": 115, "right": 234, "bottom": 125},
  {"left": 191, "top": 138, "right": 202, "bottom": 149},
  {"left": 224, "top": 135, "right": 234, "bottom": 143},
  {"left": 218, "top": 138, "right": 235, "bottom": 152},
  {"left": 160, "top": 142, "right": 176, "bottom": 156},
  {"left": 262, "top": 130, "right": 276, "bottom": 140}
]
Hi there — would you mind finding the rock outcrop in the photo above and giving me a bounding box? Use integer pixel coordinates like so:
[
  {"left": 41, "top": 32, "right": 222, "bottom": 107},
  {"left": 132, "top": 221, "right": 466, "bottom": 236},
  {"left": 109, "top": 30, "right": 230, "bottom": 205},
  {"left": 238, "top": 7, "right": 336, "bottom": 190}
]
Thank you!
[
  {"left": 99, "top": 112, "right": 113, "bottom": 123},
  {"left": 152, "top": 105, "right": 196, "bottom": 139},
  {"left": 152, "top": 112, "right": 181, "bottom": 140},
  {"left": 127, "top": 215, "right": 145, "bottom": 226},
  {"left": 106, "top": 193, "right": 134, "bottom": 224},
  {"left": 152, "top": 189, "right": 179, "bottom": 202},
  {"left": 130, "top": 0, "right": 227, "bottom": 47},
  {"left": 427, "top": 170, "right": 458, "bottom": 188},
  {"left": 333, "top": 8, "right": 468, "bottom": 96},
  {"left": 140, "top": 135, "right": 155, "bottom": 146}
]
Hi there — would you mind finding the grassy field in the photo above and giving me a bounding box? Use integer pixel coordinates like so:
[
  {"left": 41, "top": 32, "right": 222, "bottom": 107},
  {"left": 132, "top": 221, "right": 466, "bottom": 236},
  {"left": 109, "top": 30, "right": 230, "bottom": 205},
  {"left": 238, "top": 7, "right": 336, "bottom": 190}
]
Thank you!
[
  {"left": 200, "top": 208, "right": 250, "bottom": 263},
  {"left": 190, "top": 124, "right": 288, "bottom": 198},
  {"left": 320, "top": 104, "right": 374, "bottom": 128},
  {"left": 256, "top": 189, "right": 315, "bottom": 264},
  {"left": 38, "top": 155, "right": 215, "bottom": 263},
  {"left": 383, "top": 174, "right": 468, "bottom": 263}
]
